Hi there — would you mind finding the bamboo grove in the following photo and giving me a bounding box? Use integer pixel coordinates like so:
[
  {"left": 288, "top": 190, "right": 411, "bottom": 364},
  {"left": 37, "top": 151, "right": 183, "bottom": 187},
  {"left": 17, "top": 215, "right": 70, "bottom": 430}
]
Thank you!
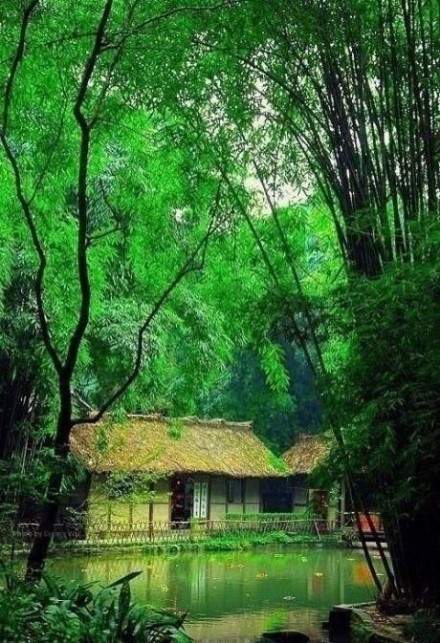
[{"left": 1, "top": 0, "right": 439, "bottom": 607}]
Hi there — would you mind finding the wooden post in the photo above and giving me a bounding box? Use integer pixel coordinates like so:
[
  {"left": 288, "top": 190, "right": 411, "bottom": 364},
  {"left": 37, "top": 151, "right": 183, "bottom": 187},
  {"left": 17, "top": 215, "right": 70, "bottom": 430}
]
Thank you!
[
  {"left": 148, "top": 481, "right": 154, "bottom": 541},
  {"left": 339, "top": 481, "right": 346, "bottom": 528},
  {"left": 243, "top": 478, "right": 246, "bottom": 515}
]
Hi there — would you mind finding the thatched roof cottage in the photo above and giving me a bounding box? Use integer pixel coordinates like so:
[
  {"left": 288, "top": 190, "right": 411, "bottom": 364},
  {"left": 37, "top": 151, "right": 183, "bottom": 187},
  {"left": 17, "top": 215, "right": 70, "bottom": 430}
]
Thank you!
[
  {"left": 70, "top": 414, "right": 287, "bottom": 531},
  {"left": 282, "top": 434, "right": 342, "bottom": 526},
  {"left": 282, "top": 434, "right": 328, "bottom": 475}
]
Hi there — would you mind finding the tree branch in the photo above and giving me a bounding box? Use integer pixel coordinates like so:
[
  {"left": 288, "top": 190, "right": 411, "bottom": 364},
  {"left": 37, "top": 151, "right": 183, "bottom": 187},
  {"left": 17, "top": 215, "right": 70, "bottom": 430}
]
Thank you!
[
  {"left": 71, "top": 183, "right": 224, "bottom": 426},
  {"left": 2, "top": 0, "right": 39, "bottom": 132},
  {"left": 85, "top": 178, "right": 124, "bottom": 247},
  {"left": 217, "top": 159, "right": 318, "bottom": 377},
  {"left": 86, "top": 225, "right": 122, "bottom": 247},
  {"left": 252, "top": 158, "right": 326, "bottom": 373},
  {"left": 65, "top": 0, "right": 114, "bottom": 378},
  {"left": 28, "top": 101, "right": 68, "bottom": 205},
  {"left": 0, "top": 132, "right": 63, "bottom": 374},
  {"left": 0, "top": 0, "right": 62, "bottom": 374},
  {"left": 117, "top": 1, "right": 239, "bottom": 39}
]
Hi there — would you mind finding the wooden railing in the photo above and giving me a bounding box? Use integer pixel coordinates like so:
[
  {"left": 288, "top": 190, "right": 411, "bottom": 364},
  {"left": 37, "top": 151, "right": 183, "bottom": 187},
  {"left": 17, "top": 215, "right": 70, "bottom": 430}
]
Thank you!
[{"left": 1, "top": 517, "right": 338, "bottom": 549}]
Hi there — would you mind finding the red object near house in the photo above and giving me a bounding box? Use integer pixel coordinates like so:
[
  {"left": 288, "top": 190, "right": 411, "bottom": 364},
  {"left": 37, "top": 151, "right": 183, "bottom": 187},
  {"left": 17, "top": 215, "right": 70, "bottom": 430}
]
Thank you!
[{"left": 358, "top": 512, "right": 382, "bottom": 533}]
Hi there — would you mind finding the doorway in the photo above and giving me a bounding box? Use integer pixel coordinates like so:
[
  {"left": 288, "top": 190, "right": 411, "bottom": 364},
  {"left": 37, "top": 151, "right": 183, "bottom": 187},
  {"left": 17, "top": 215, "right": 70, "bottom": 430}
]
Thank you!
[{"left": 170, "top": 476, "right": 194, "bottom": 526}]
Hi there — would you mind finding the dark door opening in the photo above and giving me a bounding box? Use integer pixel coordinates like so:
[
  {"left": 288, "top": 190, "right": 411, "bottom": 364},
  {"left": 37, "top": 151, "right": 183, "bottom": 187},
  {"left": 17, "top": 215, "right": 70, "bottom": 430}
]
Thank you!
[{"left": 171, "top": 476, "right": 194, "bottom": 527}]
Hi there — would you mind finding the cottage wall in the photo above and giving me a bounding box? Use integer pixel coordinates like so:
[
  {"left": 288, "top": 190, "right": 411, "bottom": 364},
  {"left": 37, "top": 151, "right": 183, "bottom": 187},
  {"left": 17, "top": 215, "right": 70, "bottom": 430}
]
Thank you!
[
  {"left": 85, "top": 473, "right": 171, "bottom": 530},
  {"left": 87, "top": 474, "right": 144, "bottom": 528},
  {"left": 291, "top": 474, "right": 343, "bottom": 527},
  {"left": 131, "top": 502, "right": 150, "bottom": 524},
  {"left": 209, "top": 476, "right": 227, "bottom": 520},
  {"left": 152, "top": 478, "right": 170, "bottom": 522},
  {"left": 292, "top": 474, "right": 308, "bottom": 511},
  {"left": 224, "top": 478, "right": 261, "bottom": 515},
  {"left": 87, "top": 474, "right": 111, "bottom": 525},
  {"left": 244, "top": 478, "right": 260, "bottom": 513},
  {"left": 205, "top": 476, "right": 262, "bottom": 519},
  {"left": 85, "top": 473, "right": 270, "bottom": 531}
]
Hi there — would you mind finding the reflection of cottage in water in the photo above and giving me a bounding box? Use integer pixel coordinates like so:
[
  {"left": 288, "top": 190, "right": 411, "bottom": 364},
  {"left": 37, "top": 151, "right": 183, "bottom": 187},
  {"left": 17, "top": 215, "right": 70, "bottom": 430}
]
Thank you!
[
  {"left": 69, "top": 414, "right": 286, "bottom": 532},
  {"left": 51, "top": 548, "right": 376, "bottom": 643}
]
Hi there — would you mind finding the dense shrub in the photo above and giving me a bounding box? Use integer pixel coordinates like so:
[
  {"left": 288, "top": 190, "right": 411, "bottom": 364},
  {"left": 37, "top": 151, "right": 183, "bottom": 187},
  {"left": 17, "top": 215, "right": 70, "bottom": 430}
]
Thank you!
[
  {"left": 0, "top": 567, "right": 192, "bottom": 643},
  {"left": 403, "top": 608, "right": 440, "bottom": 643}
]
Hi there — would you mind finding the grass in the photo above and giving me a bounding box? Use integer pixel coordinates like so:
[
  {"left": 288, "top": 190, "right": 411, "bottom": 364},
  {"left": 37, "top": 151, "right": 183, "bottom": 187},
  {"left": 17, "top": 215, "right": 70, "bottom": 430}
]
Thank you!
[{"left": 43, "top": 530, "right": 340, "bottom": 556}]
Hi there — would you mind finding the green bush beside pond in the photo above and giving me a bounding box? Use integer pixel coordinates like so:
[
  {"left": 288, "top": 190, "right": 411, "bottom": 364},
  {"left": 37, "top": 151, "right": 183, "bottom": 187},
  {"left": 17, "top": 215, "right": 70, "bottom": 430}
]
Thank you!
[
  {"left": 0, "top": 565, "right": 192, "bottom": 643},
  {"left": 141, "top": 530, "right": 338, "bottom": 554},
  {"left": 49, "top": 530, "right": 338, "bottom": 556},
  {"left": 224, "top": 511, "right": 311, "bottom": 522}
]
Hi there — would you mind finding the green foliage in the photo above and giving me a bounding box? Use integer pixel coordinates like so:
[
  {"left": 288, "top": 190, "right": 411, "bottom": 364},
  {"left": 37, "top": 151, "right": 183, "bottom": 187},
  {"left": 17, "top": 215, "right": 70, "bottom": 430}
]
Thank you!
[
  {"left": 322, "top": 249, "right": 440, "bottom": 513},
  {"left": 258, "top": 341, "right": 289, "bottom": 394},
  {"left": 350, "top": 620, "right": 372, "bottom": 643},
  {"left": 403, "top": 608, "right": 440, "bottom": 643},
  {"left": 0, "top": 0, "right": 438, "bottom": 602},
  {"left": 166, "top": 418, "right": 183, "bottom": 440},
  {"left": 225, "top": 512, "right": 309, "bottom": 523},
  {"left": 199, "top": 531, "right": 334, "bottom": 551},
  {"left": 0, "top": 0, "right": 242, "bottom": 418},
  {"left": 265, "top": 452, "right": 288, "bottom": 473},
  {"left": 198, "top": 344, "right": 320, "bottom": 454},
  {"left": 0, "top": 567, "right": 192, "bottom": 643},
  {"left": 104, "top": 472, "right": 158, "bottom": 503}
]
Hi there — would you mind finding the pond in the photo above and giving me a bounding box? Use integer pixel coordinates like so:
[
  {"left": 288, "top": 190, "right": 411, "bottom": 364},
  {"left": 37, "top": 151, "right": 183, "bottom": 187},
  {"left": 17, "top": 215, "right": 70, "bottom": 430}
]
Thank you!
[{"left": 49, "top": 546, "right": 382, "bottom": 642}]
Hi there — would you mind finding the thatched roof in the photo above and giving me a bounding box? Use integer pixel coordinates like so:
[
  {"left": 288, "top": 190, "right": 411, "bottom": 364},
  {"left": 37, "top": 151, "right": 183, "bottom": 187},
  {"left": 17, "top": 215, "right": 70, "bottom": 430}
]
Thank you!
[
  {"left": 70, "top": 414, "right": 286, "bottom": 478},
  {"left": 282, "top": 434, "right": 328, "bottom": 474}
]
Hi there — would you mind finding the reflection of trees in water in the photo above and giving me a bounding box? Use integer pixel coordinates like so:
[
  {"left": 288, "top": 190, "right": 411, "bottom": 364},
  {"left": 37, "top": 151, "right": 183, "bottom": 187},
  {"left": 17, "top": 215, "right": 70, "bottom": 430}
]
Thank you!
[
  {"left": 188, "top": 609, "right": 323, "bottom": 643},
  {"left": 50, "top": 548, "right": 378, "bottom": 624}
]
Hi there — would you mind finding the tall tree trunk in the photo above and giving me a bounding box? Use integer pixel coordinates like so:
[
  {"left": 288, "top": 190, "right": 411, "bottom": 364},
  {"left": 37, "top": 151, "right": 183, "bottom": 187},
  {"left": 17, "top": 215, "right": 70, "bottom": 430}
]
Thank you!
[
  {"left": 25, "top": 469, "right": 65, "bottom": 582},
  {"left": 25, "top": 382, "right": 72, "bottom": 582}
]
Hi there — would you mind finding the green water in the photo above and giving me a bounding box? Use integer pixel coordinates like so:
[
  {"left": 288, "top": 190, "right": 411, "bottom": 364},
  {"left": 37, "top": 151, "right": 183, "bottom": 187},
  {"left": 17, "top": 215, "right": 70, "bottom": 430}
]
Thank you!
[{"left": 49, "top": 546, "right": 381, "bottom": 642}]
